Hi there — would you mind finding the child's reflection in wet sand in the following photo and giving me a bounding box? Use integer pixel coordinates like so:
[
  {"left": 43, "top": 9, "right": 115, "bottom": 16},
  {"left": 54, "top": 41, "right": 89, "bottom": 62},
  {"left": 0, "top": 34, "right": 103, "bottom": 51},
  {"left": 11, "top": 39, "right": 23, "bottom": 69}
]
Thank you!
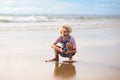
[{"left": 53, "top": 61, "right": 76, "bottom": 79}]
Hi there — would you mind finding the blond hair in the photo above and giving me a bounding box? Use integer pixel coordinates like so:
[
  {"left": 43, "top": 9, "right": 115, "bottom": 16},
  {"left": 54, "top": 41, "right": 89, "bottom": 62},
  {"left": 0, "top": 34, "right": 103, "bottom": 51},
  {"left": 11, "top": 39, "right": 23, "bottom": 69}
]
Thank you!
[{"left": 59, "top": 24, "right": 72, "bottom": 34}]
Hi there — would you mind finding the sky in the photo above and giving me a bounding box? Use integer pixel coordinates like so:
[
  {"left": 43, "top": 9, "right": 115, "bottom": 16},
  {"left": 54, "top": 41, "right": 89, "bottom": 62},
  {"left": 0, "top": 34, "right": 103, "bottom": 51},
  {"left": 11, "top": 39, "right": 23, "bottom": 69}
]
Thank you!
[{"left": 0, "top": 0, "right": 120, "bottom": 15}]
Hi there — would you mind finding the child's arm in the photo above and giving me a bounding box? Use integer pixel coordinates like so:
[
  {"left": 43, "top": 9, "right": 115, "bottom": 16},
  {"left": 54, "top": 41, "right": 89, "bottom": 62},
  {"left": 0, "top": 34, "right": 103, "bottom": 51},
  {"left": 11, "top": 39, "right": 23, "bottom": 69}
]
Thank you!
[
  {"left": 51, "top": 36, "right": 65, "bottom": 53},
  {"left": 51, "top": 42, "right": 57, "bottom": 48},
  {"left": 51, "top": 36, "right": 61, "bottom": 48},
  {"left": 51, "top": 43, "right": 65, "bottom": 53}
]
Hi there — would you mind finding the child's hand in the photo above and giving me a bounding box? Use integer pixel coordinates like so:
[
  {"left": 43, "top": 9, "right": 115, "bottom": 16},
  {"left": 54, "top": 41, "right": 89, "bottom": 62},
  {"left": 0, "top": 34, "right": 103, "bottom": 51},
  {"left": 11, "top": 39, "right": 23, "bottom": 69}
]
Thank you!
[{"left": 60, "top": 48, "right": 65, "bottom": 53}]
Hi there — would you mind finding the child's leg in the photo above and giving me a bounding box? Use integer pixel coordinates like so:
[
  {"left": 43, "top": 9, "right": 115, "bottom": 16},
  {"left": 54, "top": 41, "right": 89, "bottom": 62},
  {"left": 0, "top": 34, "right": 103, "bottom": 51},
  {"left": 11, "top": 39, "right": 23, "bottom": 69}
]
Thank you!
[
  {"left": 50, "top": 45, "right": 61, "bottom": 61},
  {"left": 66, "top": 42, "right": 74, "bottom": 61},
  {"left": 53, "top": 50, "right": 59, "bottom": 60}
]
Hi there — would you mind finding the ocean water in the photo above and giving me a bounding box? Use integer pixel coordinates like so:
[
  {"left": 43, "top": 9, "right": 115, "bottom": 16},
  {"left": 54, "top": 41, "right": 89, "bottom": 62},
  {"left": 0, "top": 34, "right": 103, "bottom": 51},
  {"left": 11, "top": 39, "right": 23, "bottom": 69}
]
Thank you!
[
  {"left": 0, "top": 15, "right": 120, "bottom": 31},
  {"left": 1, "top": 15, "right": 119, "bottom": 23}
]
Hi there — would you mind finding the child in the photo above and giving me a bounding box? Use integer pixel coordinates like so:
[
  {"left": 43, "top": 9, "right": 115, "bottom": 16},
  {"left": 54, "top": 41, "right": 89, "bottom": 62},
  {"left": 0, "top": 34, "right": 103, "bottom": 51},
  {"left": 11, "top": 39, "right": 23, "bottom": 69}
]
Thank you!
[{"left": 50, "top": 24, "right": 76, "bottom": 62}]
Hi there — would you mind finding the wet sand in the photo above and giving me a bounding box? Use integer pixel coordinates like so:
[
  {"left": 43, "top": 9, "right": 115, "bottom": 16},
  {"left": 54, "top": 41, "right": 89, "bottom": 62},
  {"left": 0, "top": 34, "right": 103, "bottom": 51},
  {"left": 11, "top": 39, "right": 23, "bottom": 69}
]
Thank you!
[{"left": 0, "top": 27, "right": 120, "bottom": 80}]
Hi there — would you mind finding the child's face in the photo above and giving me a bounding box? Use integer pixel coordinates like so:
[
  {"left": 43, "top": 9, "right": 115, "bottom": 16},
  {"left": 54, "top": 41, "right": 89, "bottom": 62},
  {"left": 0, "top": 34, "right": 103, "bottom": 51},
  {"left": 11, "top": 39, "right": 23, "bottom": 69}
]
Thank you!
[{"left": 61, "top": 28, "right": 70, "bottom": 37}]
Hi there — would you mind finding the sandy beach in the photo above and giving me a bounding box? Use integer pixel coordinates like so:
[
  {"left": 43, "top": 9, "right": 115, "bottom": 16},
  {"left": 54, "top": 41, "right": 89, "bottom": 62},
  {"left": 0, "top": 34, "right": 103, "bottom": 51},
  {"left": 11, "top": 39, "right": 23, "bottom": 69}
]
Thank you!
[{"left": 0, "top": 17, "right": 120, "bottom": 80}]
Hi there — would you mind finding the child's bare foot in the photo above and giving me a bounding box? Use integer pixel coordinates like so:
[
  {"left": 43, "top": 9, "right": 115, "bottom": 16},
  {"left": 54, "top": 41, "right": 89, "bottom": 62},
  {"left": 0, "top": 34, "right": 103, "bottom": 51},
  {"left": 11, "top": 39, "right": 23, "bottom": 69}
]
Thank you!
[
  {"left": 68, "top": 60, "right": 74, "bottom": 63},
  {"left": 46, "top": 58, "right": 59, "bottom": 62},
  {"left": 68, "top": 58, "right": 73, "bottom": 63}
]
